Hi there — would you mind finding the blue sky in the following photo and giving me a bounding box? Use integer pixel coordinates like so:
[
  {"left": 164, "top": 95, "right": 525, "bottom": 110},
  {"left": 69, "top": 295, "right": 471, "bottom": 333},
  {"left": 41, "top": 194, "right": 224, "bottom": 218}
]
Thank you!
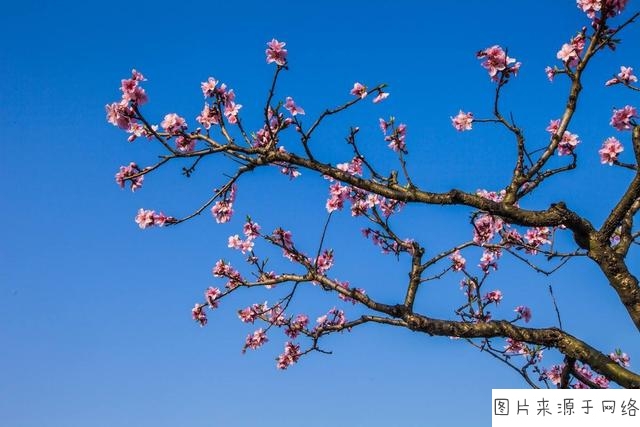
[{"left": 2, "top": 1, "right": 640, "bottom": 425}]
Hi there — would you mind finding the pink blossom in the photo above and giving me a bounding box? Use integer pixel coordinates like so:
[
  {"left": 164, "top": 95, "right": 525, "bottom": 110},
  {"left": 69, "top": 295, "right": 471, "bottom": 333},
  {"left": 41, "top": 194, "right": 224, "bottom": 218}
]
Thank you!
[
  {"left": 545, "top": 66, "right": 556, "bottom": 82},
  {"left": 120, "top": 78, "right": 148, "bottom": 105},
  {"left": 476, "top": 45, "right": 519, "bottom": 80},
  {"left": 228, "top": 234, "right": 244, "bottom": 251},
  {"left": 238, "top": 302, "right": 267, "bottom": 323},
  {"left": 326, "top": 182, "right": 351, "bottom": 213},
  {"left": 115, "top": 162, "right": 144, "bottom": 191},
  {"left": 609, "top": 349, "right": 631, "bottom": 367},
  {"left": 350, "top": 82, "right": 367, "bottom": 99},
  {"left": 599, "top": 137, "right": 624, "bottom": 165},
  {"left": 151, "top": 212, "right": 173, "bottom": 227},
  {"left": 610, "top": 105, "right": 638, "bottom": 131},
  {"left": 546, "top": 119, "right": 560, "bottom": 134},
  {"left": 451, "top": 111, "right": 473, "bottom": 131},
  {"left": 315, "top": 249, "right": 334, "bottom": 275},
  {"left": 524, "top": 226, "right": 551, "bottom": 254},
  {"left": 473, "top": 214, "right": 503, "bottom": 245},
  {"left": 105, "top": 100, "right": 133, "bottom": 130},
  {"left": 277, "top": 342, "right": 301, "bottom": 370},
  {"left": 224, "top": 102, "right": 243, "bottom": 124},
  {"left": 315, "top": 308, "right": 347, "bottom": 330},
  {"left": 266, "top": 39, "right": 287, "bottom": 66},
  {"left": 192, "top": 304, "right": 207, "bottom": 326},
  {"left": 284, "top": 97, "right": 305, "bottom": 116},
  {"left": 385, "top": 123, "right": 407, "bottom": 152},
  {"left": 577, "top": 0, "right": 602, "bottom": 18},
  {"left": 268, "top": 304, "right": 286, "bottom": 326},
  {"left": 379, "top": 118, "right": 390, "bottom": 134},
  {"left": 580, "top": 0, "right": 628, "bottom": 18},
  {"left": 243, "top": 220, "right": 261, "bottom": 240},
  {"left": 449, "top": 250, "right": 466, "bottom": 272},
  {"left": 336, "top": 157, "right": 363, "bottom": 176},
  {"left": 476, "top": 189, "right": 505, "bottom": 202},
  {"left": 479, "top": 249, "right": 500, "bottom": 272},
  {"left": 196, "top": 103, "right": 221, "bottom": 129},
  {"left": 556, "top": 33, "right": 585, "bottom": 67},
  {"left": 161, "top": 113, "right": 187, "bottom": 135},
  {"left": 211, "top": 200, "right": 233, "bottom": 223},
  {"left": 372, "top": 91, "right": 389, "bottom": 103},
  {"left": 205, "top": 287, "right": 221, "bottom": 309},
  {"left": 606, "top": 66, "right": 638, "bottom": 86},
  {"left": 285, "top": 314, "right": 309, "bottom": 338},
  {"left": 504, "top": 338, "right": 527, "bottom": 354},
  {"left": 135, "top": 209, "right": 155, "bottom": 229},
  {"left": 594, "top": 376, "right": 610, "bottom": 388},
  {"left": 175, "top": 136, "right": 195, "bottom": 152},
  {"left": 242, "top": 328, "right": 268, "bottom": 353},
  {"left": 484, "top": 290, "right": 503, "bottom": 304},
  {"left": 542, "top": 364, "right": 564, "bottom": 385},
  {"left": 201, "top": 77, "right": 219, "bottom": 98},
  {"left": 514, "top": 305, "right": 532, "bottom": 323},
  {"left": 280, "top": 165, "right": 301, "bottom": 179},
  {"left": 558, "top": 131, "right": 580, "bottom": 156}
]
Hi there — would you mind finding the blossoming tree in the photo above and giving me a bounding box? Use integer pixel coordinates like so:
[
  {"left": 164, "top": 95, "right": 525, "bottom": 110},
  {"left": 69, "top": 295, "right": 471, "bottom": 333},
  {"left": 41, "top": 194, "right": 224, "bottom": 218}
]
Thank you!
[{"left": 107, "top": 0, "right": 640, "bottom": 388}]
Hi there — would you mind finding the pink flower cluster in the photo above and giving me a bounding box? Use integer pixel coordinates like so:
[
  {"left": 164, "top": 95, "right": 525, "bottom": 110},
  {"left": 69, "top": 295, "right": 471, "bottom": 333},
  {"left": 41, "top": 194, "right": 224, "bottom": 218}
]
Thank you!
[
  {"left": 227, "top": 219, "right": 261, "bottom": 255},
  {"left": 242, "top": 328, "right": 268, "bottom": 353},
  {"left": 284, "top": 97, "right": 305, "bottom": 116},
  {"left": 212, "top": 259, "right": 244, "bottom": 289},
  {"left": 379, "top": 118, "right": 408, "bottom": 152},
  {"left": 192, "top": 304, "right": 207, "bottom": 326},
  {"left": 544, "top": 66, "right": 557, "bottom": 82},
  {"left": 315, "top": 308, "right": 347, "bottom": 331},
  {"left": 451, "top": 111, "right": 473, "bottom": 131},
  {"left": 372, "top": 91, "right": 389, "bottom": 104},
  {"left": 252, "top": 108, "right": 293, "bottom": 148},
  {"left": 134, "top": 208, "right": 174, "bottom": 229},
  {"left": 198, "top": 76, "right": 243, "bottom": 125},
  {"left": 106, "top": 70, "right": 153, "bottom": 138},
  {"left": 211, "top": 185, "right": 237, "bottom": 223},
  {"left": 205, "top": 287, "right": 222, "bottom": 309},
  {"left": 449, "top": 250, "right": 466, "bottom": 271},
  {"left": 546, "top": 119, "right": 580, "bottom": 156},
  {"left": 277, "top": 342, "right": 301, "bottom": 369},
  {"left": 238, "top": 302, "right": 268, "bottom": 323},
  {"left": 524, "top": 226, "right": 552, "bottom": 255},
  {"left": 484, "top": 290, "right": 503, "bottom": 304},
  {"left": 350, "top": 82, "right": 367, "bottom": 99},
  {"left": 161, "top": 113, "right": 187, "bottom": 135},
  {"left": 479, "top": 248, "right": 501, "bottom": 272},
  {"left": 326, "top": 180, "right": 404, "bottom": 219},
  {"left": 605, "top": 66, "right": 638, "bottom": 86},
  {"left": 115, "top": 162, "right": 144, "bottom": 191},
  {"left": 476, "top": 45, "right": 520, "bottom": 81},
  {"left": 315, "top": 249, "right": 334, "bottom": 275},
  {"left": 473, "top": 214, "right": 504, "bottom": 245},
  {"left": 266, "top": 39, "right": 287, "bottom": 66},
  {"left": 119, "top": 69, "right": 147, "bottom": 105},
  {"left": 599, "top": 137, "right": 624, "bottom": 165},
  {"left": 477, "top": 189, "right": 506, "bottom": 202},
  {"left": 514, "top": 305, "right": 532, "bottom": 323},
  {"left": 577, "top": 0, "right": 629, "bottom": 19},
  {"left": 556, "top": 32, "right": 585, "bottom": 67},
  {"left": 609, "top": 349, "right": 631, "bottom": 367},
  {"left": 285, "top": 314, "right": 309, "bottom": 339},
  {"left": 610, "top": 105, "right": 638, "bottom": 131}
]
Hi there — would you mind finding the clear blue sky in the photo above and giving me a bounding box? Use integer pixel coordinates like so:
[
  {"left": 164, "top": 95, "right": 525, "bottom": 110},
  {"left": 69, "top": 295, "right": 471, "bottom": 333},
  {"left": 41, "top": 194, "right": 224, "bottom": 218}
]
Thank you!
[{"left": 2, "top": 1, "right": 639, "bottom": 426}]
